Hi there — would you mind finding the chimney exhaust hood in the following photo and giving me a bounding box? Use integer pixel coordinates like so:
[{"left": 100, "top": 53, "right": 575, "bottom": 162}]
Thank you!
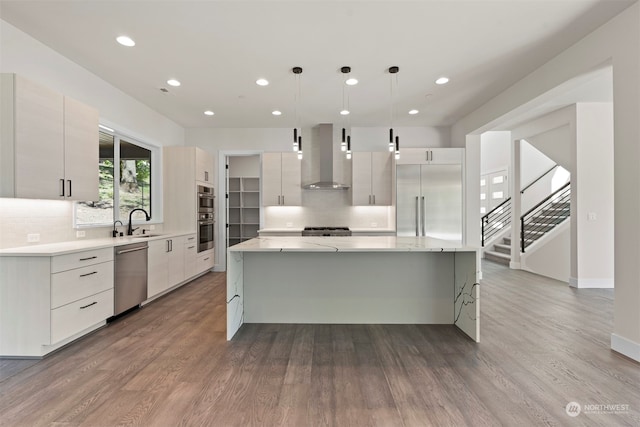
[{"left": 303, "top": 124, "right": 350, "bottom": 190}]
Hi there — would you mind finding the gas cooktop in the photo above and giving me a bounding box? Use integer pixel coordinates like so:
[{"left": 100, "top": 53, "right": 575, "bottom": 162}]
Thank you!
[{"left": 301, "top": 227, "right": 352, "bottom": 236}]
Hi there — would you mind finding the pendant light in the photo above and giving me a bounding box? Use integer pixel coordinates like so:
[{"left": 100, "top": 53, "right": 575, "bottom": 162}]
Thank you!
[
  {"left": 292, "top": 66, "right": 303, "bottom": 156},
  {"left": 340, "top": 66, "right": 352, "bottom": 154},
  {"left": 346, "top": 135, "right": 352, "bottom": 160},
  {"left": 388, "top": 66, "right": 400, "bottom": 159}
]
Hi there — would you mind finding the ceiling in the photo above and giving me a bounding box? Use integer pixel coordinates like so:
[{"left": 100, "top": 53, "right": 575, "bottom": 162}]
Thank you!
[{"left": 0, "top": 1, "right": 634, "bottom": 129}]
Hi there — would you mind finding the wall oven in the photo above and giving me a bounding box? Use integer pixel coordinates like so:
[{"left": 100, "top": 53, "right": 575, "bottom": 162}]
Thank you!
[
  {"left": 197, "top": 185, "right": 215, "bottom": 253},
  {"left": 198, "top": 185, "right": 215, "bottom": 212}
]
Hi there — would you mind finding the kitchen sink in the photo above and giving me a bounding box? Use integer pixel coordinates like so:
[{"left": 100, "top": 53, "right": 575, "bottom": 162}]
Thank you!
[{"left": 132, "top": 233, "right": 164, "bottom": 238}]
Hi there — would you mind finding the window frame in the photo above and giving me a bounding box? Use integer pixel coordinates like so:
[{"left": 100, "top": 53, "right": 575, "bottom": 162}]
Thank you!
[{"left": 74, "top": 126, "right": 162, "bottom": 228}]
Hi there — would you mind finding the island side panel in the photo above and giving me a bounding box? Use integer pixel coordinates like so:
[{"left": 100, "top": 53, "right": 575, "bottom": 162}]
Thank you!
[
  {"left": 454, "top": 251, "right": 479, "bottom": 342},
  {"left": 242, "top": 252, "right": 454, "bottom": 324},
  {"left": 226, "top": 250, "right": 244, "bottom": 340}
]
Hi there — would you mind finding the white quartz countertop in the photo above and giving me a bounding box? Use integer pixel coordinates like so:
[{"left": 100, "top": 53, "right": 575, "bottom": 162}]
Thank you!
[
  {"left": 228, "top": 236, "right": 475, "bottom": 252},
  {"left": 0, "top": 231, "right": 195, "bottom": 257}
]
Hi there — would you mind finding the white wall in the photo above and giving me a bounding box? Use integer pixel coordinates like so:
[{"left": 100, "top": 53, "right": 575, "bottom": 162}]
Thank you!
[
  {"left": 480, "top": 131, "right": 510, "bottom": 175},
  {"left": 0, "top": 20, "right": 180, "bottom": 249},
  {"left": 521, "top": 222, "right": 570, "bottom": 282},
  {"left": 452, "top": 4, "right": 639, "bottom": 360}
]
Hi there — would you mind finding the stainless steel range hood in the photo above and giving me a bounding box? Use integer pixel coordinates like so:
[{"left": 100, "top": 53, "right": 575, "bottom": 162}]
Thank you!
[{"left": 302, "top": 124, "right": 350, "bottom": 190}]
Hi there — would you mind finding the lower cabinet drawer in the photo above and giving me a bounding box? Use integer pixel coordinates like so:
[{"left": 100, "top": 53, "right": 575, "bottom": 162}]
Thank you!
[
  {"left": 52, "top": 247, "right": 113, "bottom": 273},
  {"left": 51, "top": 261, "right": 114, "bottom": 309},
  {"left": 51, "top": 289, "right": 114, "bottom": 344},
  {"left": 196, "top": 252, "right": 215, "bottom": 274}
]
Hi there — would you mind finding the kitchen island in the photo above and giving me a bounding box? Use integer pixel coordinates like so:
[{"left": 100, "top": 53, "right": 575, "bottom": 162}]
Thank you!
[{"left": 227, "top": 236, "right": 479, "bottom": 342}]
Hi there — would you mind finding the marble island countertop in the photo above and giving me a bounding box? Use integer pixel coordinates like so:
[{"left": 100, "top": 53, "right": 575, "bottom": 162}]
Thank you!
[
  {"left": 229, "top": 236, "right": 475, "bottom": 252},
  {"left": 0, "top": 231, "right": 194, "bottom": 256}
]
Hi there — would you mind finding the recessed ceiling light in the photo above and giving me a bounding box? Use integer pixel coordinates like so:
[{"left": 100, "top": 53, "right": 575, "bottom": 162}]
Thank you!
[
  {"left": 116, "top": 35, "right": 135, "bottom": 47},
  {"left": 345, "top": 78, "right": 358, "bottom": 86},
  {"left": 167, "top": 79, "right": 181, "bottom": 87},
  {"left": 204, "top": 110, "right": 214, "bottom": 116},
  {"left": 256, "top": 78, "right": 269, "bottom": 86},
  {"left": 340, "top": 110, "right": 350, "bottom": 116},
  {"left": 408, "top": 109, "right": 419, "bottom": 115},
  {"left": 435, "top": 77, "right": 449, "bottom": 85},
  {"left": 272, "top": 110, "right": 282, "bottom": 116}
]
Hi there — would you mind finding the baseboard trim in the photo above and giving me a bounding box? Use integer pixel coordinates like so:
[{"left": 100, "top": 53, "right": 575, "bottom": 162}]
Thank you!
[
  {"left": 569, "top": 277, "right": 614, "bottom": 288},
  {"left": 611, "top": 333, "right": 640, "bottom": 362},
  {"left": 509, "top": 261, "right": 521, "bottom": 269}
]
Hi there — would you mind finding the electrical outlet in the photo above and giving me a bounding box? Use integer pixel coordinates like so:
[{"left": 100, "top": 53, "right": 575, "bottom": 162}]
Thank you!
[
  {"left": 588, "top": 212, "right": 597, "bottom": 221},
  {"left": 27, "top": 233, "right": 40, "bottom": 243},
  {"left": 286, "top": 222, "right": 293, "bottom": 228},
  {"left": 76, "top": 230, "right": 86, "bottom": 238},
  {"left": 371, "top": 222, "right": 378, "bottom": 228}
]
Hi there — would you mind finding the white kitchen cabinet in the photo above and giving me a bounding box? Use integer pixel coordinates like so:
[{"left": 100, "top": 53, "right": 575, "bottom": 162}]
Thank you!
[
  {"left": 397, "top": 148, "right": 463, "bottom": 165},
  {"left": 196, "top": 250, "right": 215, "bottom": 274},
  {"left": 163, "top": 146, "right": 214, "bottom": 233},
  {"left": 0, "top": 74, "right": 98, "bottom": 200},
  {"left": 352, "top": 152, "right": 393, "bottom": 206},
  {"left": 0, "top": 248, "right": 113, "bottom": 357},
  {"left": 196, "top": 147, "right": 214, "bottom": 184},
  {"left": 184, "top": 237, "right": 198, "bottom": 279},
  {"left": 147, "top": 235, "right": 187, "bottom": 299},
  {"left": 262, "top": 152, "right": 301, "bottom": 206}
]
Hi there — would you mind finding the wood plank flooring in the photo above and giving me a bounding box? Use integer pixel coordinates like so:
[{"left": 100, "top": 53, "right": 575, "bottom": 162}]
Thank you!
[{"left": 0, "top": 261, "right": 639, "bottom": 426}]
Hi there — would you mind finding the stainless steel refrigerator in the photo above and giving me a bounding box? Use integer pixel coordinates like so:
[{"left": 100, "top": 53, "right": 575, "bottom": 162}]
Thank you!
[{"left": 396, "top": 164, "right": 462, "bottom": 240}]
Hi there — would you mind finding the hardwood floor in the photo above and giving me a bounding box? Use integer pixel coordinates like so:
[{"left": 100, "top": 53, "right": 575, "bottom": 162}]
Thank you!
[{"left": 1, "top": 262, "right": 638, "bottom": 426}]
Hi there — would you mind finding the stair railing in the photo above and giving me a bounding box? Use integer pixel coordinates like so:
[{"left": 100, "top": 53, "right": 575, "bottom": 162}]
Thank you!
[
  {"left": 520, "top": 164, "right": 559, "bottom": 194},
  {"left": 520, "top": 182, "right": 571, "bottom": 252},
  {"left": 481, "top": 198, "right": 511, "bottom": 247}
]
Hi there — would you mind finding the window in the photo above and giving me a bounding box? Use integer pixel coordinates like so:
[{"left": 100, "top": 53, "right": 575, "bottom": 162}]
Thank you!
[{"left": 75, "top": 130, "right": 156, "bottom": 226}]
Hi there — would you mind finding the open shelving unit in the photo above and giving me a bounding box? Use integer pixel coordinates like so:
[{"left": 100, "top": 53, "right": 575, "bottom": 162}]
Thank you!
[{"left": 228, "top": 176, "right": 260, "bottom": 246}]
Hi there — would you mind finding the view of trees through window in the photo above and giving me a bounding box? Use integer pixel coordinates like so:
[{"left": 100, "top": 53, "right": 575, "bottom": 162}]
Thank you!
[{"left": 75, "top": 131, "right": 152, "bottom": 226}]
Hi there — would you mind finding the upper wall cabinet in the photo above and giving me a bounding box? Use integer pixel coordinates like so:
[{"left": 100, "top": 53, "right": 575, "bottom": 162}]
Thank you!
[
  {"left": 195, "top": 148, "right": 214, "bottom": 184},
  {"left": 262, "top": 152, "right": 301, "bottom": 206},
  {"left": 397, "top": 148, "right": 463, "bottom": 165},
  {"left": 351, "top": 151, "right": 393, "bottom": 206},
  {"left": 0, "top": 74, "right": 98, "bottom": 200}
]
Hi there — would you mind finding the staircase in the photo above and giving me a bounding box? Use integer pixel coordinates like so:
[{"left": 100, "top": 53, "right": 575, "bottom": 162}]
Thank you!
[
  {"left": 482, "top": 182, "right": 571, "bottom": 264},
  {"left": 485, "top": 236, "right": 511, "bottom": 265}
]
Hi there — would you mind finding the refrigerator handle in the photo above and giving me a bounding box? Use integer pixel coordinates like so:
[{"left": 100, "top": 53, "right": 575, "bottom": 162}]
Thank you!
[
  {"left": 422, "top": 196, "right": 426, "bottom": 236},
  {"left": 415, "top": 196, "right": 420, "bottom": 236}
]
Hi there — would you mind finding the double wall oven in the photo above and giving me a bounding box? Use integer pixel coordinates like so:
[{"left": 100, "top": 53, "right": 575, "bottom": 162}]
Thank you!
[{"left": 197, "top": 185, "right": 215, "bottom": 252}]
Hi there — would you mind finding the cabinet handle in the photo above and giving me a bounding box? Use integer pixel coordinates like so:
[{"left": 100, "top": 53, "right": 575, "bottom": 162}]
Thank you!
[
  {"left": 368, "top": 195, "right": 371, "bottom": 204},
  {"left": 203, "top": 257, "right": 210, "bottom": 261},
  {"left": 79, "top": 256, "right": 97, "bottom": 261},
  {"left": 60, "top": 179, "right": 65, "bottom": 197},
  {"left": 80, "top": 271, "right": 98, "bottom": 278},
  {"left": 277, "top": 195, "right": 281, "bottom": 205},
  {"left": 422, "top": 196, "right": 426, "bottom": 236},
  {"left": 205, "top": 171, "right": 209, "bottom": 181},
  {"left": 282, "top": 195, "right": 285, "bottom": 205},
  {"left": 415, "top": 196, "right": 420, "bottom": 236},
  {"left": 80, "top": 301, "right": 97, "bottom": 309},
  {"left": 67, "top": 180, "right": 72, "bottom": 197},
  {"left": 188, "top": 237, "right": 195, "bottom": 241},
  {"left": 373, "top": 195, "right": 376, "bottom": 205},
  {"left": 188, "top": 246, "right": 195, "bottom": 249}
]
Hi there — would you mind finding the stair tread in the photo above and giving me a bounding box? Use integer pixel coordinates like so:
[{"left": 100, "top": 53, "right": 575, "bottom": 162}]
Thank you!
[{"left": 485, "top": 250, "right": 511, "bottom": 260}]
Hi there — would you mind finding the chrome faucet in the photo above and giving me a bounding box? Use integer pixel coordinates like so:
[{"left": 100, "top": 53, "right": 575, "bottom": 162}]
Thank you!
[
  {"left": 127, "top": 208, "right": 151, "bottom": 235},
  {"left": 113, "top": 220, "right": 124, "bottom": 238}
]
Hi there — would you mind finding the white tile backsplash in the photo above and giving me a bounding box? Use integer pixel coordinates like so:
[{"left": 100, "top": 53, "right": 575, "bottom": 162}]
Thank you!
[
  {"left": 0, "top": 198, "right": 162, "bottom": 249},
  {"left": 263, "top": 190, "right": 394, "bottom": 229}
]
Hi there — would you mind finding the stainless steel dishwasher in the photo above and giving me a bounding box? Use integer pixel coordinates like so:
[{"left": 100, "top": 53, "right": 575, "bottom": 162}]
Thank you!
[{"left": 114, "top": 241, "right": 148, "bottom": 316}]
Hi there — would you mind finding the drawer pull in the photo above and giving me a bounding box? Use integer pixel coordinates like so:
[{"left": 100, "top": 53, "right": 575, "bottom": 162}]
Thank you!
[
  {"left": 188, "top": 246, "right": 195, "bottom": 249},
  {"left": 80, "top": 271, "right": 98, "bottom": 278},
  {"left": 80, "top": 301, "right": 97, "bottom": 309},
  {"left": 203, "top": 257, "right": 209, "bottom": 261},
  {"left": 188, "top": 237, "right": 195, "bottom": 241},
  {"left": 79, "top": 256, "right": 97, "bottom": 261}
]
